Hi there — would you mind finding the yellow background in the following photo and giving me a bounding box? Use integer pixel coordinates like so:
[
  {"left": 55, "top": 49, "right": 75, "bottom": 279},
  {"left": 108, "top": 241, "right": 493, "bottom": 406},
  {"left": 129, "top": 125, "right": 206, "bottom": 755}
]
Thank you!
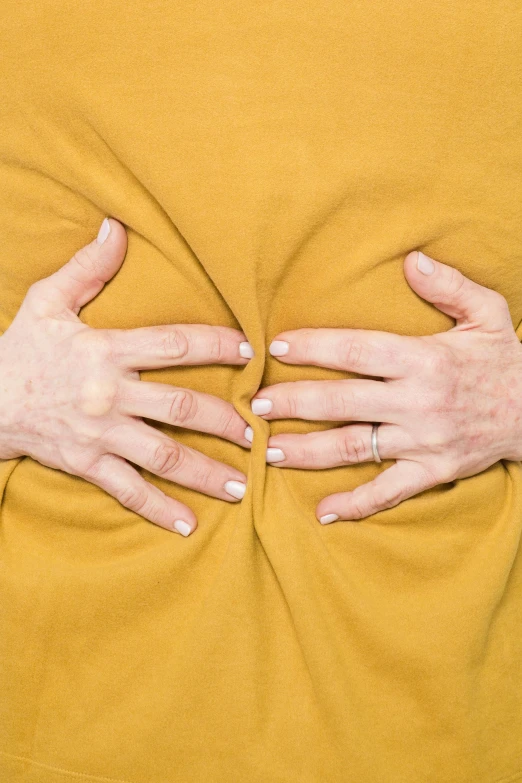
[{"left": 1, "top": 1, "right": 522, "bottom": 781}]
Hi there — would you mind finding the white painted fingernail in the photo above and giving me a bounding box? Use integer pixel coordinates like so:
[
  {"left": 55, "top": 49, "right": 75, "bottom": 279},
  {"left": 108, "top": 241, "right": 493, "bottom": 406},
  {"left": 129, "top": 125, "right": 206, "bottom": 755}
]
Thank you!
[
  {"left": 244, "top": 426, "right": 254, "bottom": 443},
  {"left": 225, "top": 480, "right": 247, "bottom": 499},
  {"left": 269, "top": 340, "right": 289, "bottom": 357},
  {"left": 239, "top": 342, "right": 255, "bottom": 359},
  {"left": 417, "top": 251, "right": 435, "bottom": 275},
  {"left": 266, "top": 447, "right": 285, "bottom": 462},
  {"left": 96, "top": 217, "right": 111, "bottom": 245},
  {"left": 319, "top": 514, "right": 339, "bottom": 525},
  {"left": 174, "top": 519, "right": 192, "bottom": 536},
  {"left": 251, "top": 398, "right": 272, "bottom": 415}
]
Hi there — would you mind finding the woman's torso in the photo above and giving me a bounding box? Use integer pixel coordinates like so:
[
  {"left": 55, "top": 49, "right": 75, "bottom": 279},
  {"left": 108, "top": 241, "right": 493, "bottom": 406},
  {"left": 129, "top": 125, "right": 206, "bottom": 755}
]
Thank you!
[{"left": 1, "top": 2, "right": 522, "bottom": 781}]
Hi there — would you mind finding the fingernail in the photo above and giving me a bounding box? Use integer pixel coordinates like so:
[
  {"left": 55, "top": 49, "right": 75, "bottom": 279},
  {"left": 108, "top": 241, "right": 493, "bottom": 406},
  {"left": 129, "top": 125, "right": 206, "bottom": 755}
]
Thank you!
[
  {"left": 225, "top": 480, "right": 247, "bottom": 499},
  {"left": 269, "top": 340, "right": 289, "bottom": 357},
  {"left": 173, "top": 519, "right": 192, "bottom": 536},
  {"left": 97, "top": 217, "right": 111, "bottom": 245},
  {"left": 319, "top": 514, "right": 339, "bottom": 525},
  {"left": 266, "top": 447, "right": 285, "bottom": 462},
  {"left": 417, "top": 251, "right": 435, "bottom": 275},
  {"left": 239, "top": 342, "right": 255, "bottom": 359},
  {"left": 244, "top": 426, "right": 254, "bottom": 443},
  {"left": 251, "top": 398, "right": 272, "bottom": 415}
]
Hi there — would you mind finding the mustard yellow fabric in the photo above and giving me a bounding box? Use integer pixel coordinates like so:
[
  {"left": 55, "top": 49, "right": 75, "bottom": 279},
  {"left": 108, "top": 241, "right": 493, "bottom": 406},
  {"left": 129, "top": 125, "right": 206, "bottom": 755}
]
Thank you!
[{"left": 1, "top": 2, "right": 522, "bottom": 781}]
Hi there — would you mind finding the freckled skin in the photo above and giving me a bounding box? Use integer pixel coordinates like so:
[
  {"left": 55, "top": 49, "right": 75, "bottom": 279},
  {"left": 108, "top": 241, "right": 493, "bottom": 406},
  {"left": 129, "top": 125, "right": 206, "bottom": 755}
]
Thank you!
[
  {"left": 0, "top": 221, "right": 255, "bottom": 533},
  {"left": 257, "top": 255, "right": 522, "bottom": 521},
  {"left": 2, "top": 229, "right": 522, "bottom": 528},
  {"left": 0, "top": 318, "right": 121, "bottom": 471}
]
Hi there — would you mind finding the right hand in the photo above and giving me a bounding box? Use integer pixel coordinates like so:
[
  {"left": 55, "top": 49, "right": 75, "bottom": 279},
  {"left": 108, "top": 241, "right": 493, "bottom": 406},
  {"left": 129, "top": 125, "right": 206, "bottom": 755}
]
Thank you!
[{"left": 0, "top": 218, "right": 254, "bottom": 536}]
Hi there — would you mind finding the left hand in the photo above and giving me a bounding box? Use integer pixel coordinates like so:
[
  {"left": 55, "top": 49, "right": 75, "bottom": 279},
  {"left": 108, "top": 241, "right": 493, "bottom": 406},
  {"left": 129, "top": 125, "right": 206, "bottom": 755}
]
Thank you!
[{"left": 251, "top": 250, "right": 522, "bottom": 524}]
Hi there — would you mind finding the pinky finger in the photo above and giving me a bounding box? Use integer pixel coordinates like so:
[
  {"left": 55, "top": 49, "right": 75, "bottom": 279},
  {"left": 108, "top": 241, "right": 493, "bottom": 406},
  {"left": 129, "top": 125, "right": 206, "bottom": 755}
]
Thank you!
[
  {"left": 83, "top": 453, "right": 197, "bottom": 536},
  {"left": 316, "top": 460, "right": 437, "bottom": 523}
]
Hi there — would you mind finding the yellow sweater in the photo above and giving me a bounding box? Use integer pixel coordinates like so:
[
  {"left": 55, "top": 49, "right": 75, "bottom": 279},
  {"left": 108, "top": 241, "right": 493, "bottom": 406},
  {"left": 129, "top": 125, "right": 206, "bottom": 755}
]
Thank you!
[{"left": 1, "top": 2, "right": 522, "bottom": 781}]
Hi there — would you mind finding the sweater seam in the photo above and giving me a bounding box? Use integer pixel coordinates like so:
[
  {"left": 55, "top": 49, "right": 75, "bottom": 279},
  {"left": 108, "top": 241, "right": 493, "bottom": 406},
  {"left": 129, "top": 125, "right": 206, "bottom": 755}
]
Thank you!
[
  {"left": 0, "top": 750, "right": 135, "bottom": 783},
  {"left": 1, "top": 748, "right": 521, "bottom": 783}
]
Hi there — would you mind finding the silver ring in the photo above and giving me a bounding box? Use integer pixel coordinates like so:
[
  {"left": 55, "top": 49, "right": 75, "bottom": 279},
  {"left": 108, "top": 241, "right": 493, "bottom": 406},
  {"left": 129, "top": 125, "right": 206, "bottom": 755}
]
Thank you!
[{"left": 371, "top": 423, "right": 382, "bottom": 463}]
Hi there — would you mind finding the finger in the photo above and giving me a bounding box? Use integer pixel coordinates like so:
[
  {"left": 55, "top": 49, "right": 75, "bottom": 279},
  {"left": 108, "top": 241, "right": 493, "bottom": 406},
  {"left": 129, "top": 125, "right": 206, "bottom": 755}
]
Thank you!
[
  {"left": 251, "top": 379, "right": 403, "bottom": 423},
  {"left": 104, "top": 420, "right": 248, "bottom": 502},
  {"left": 316, "top": 460, "right": 437, "bottom": 522},
  {"left": 268, "top": 327, "right": 424, "bottom": 379},
  {"left": 265, "top": 423, "right": 408, "bottom": 468},
  {"left": 403, "top": 250, "right": 513, "bottom": 332},
  {"left": 105, "top": 323, "right": 254, "bottom": 370},
  {"left": 82, "top": 452, "right": 197, "bottom": 536},
  {"left": 118, "top": 379, "right": 253, "bottom": 447},
  {"left": 25, "top": 218, "right": 128, "bottom": 317}
]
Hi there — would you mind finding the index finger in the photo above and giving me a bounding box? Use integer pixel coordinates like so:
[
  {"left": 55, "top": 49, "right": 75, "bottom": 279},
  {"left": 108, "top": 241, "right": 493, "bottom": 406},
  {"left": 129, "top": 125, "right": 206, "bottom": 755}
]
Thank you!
[
  {"left": 105, "top": 324, "right": 255, "bottom": 370},
  {"left": 268, "top": 328, "right": 424, "bottom": 379}
]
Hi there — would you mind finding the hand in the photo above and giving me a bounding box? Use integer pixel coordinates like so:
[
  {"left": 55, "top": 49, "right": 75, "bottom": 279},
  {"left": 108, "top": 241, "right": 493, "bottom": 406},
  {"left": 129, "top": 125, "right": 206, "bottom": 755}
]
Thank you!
[
  {"left": 0, "top": 218, "right": 255, "bottom": 536},
  {"left": 251, "top": 250, "right": 522, "bottom": 524}
]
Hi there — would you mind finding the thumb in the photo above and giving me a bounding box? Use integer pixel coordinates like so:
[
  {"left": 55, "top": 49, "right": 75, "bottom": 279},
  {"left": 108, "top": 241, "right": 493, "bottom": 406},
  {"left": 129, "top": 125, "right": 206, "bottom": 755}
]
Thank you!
[
  {"left": 37, "top": 217, "right": 128, "bottom": 316},
  {"left": 403, "top": 249, "right": 512, "bottom": 332}
]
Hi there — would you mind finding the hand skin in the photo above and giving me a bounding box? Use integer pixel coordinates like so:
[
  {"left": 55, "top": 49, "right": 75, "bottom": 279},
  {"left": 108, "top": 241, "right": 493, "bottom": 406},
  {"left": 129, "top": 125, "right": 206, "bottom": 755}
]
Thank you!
[
  {"left": 0, "top": 218, "right": 255, "bottom": 537},
  {"left": 251, "top": 250, "right": 522, "bottom": 524}
]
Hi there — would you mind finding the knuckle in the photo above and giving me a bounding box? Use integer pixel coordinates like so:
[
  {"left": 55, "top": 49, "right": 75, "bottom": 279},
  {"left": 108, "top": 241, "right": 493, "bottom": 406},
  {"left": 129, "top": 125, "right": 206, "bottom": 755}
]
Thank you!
[
  {"left": 338, "top": 336, "right": 365, "bottom": 370},
  {"left": 116, "top": 483, "right": 150, "bottom": 514},
  {"left": 422, "top": 344, "right": 452, "bottom": 376},
  {"left": 191, "top": 462, "right": 214, "bottom": 492},
  {"left": 73, "top": 328, "right": 113, "bottom": 362},
  {"left": 283, "top": 392, "right": 300, "bottom": 419},
  {"left": 296, "top": 437, "right": 320, "bottom": 466},
  {"left": 490, "top": 289, "right": 511, "bottom": 317},
  {"left": 420, "top": 361, "right": 460, "bottom": 412},
  {"left": 446, "top": 267, "right": 467, "bottom": 300},
  {"left": 375, "top": 483, "right": 404, "bottom": 510},
  {"left": 73, "top": 420, "right": 107, "bottom": 449},
  {"left": 214, "top": 405, "right": 237, "bottom": 438},
  {"left": 78, "top": 374, "right": 119, "bottom": 418},
  {"left": 98, "top": 422, "right": 125, "bottom": 449},
  {"left": 336, "top": 430, "right": 368, "bottom": 464},
  {"left": 207, "top": 331, "right": 227, "bottom": 363},
  {"left": 72, "top": 245, "right": 100, "bottom": 276},
  {"left": 23, "top": 279, "right": 56, "bottom": 316},
  {"left": 161, "top": 327, "right": 189, "bottom": 361},
  {"left": 323, "top": 389, "right": 352, "bottom": 420},
  {"left": 350, "top": 494, "right": 369, "bottom": 520},
  {"left": 62, "top": 451, "right": 98, "bottom": 478},
  {"left": 430, "top": 459, "right": 457, "bottom": 485},
  {"left": 167, "top": 389, "right": 198, "bottom": 426},
  {"left": 488, "top": 288, "right": 507, "bottom": 306},
  {"left": 299, "top": 331, "right": 316, "bottom": 362},
  {"left": 149, "top": 440, "right": 184, "bottom": 476},
  {"left": 81, "top": 457, "right": 102, "bottom": 479},
  {"left": 424, "top": 426, "right": 450, "bottom": 454},
  {"left": 25, "top": 279, "right": 48, "bottom": 301}
]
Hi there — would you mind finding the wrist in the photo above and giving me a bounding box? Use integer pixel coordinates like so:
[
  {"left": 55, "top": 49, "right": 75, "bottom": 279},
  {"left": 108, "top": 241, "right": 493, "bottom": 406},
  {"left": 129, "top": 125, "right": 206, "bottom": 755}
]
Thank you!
[{"left": 0, "top": 342, "right": 22, "bottom": 460}]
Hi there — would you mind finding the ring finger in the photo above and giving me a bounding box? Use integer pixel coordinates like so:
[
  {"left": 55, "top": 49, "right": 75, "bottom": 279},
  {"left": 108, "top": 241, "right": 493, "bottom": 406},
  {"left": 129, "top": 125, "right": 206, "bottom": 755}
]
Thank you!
[
  {"left": 266, "top": 423, "right": 412, "bottom": 468},
  {"left": 103, "top": 420, "right": 248, "bottom": 502}
]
